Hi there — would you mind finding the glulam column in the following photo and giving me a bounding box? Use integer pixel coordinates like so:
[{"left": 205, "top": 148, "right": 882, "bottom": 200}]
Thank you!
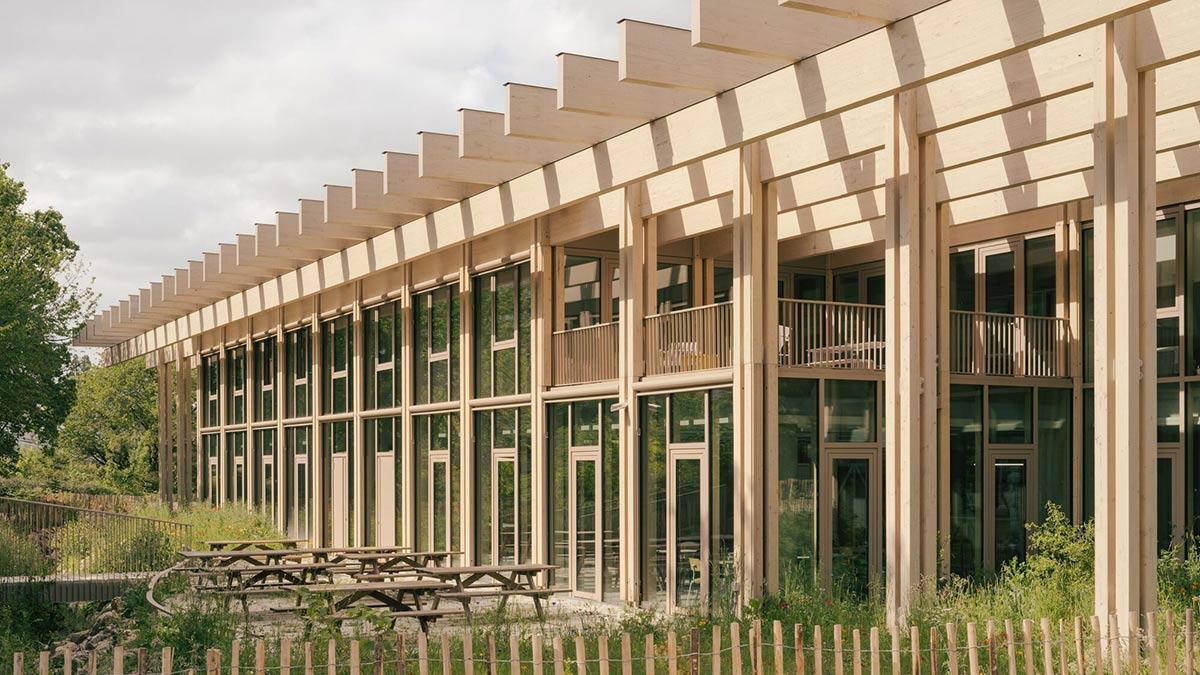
[
  {"left": 617, "top": 183, "right": 645, "bottom": 603},
  {"left": 156, "top": 357, "right": 172, "bottom": 505},
  {"left": 1092, "top": 16, "right": 1157, "bottom": 619},
  {"left": 175, "top": 351, "right": 194, "bottom": 504},
  {"left": 883, "top": 90, "right": 938, "bottom": 626}
]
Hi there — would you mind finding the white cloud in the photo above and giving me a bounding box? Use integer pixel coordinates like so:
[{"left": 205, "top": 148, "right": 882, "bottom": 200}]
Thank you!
[{"left": 0, "top": 0, "right": 689, "bottom": 307}]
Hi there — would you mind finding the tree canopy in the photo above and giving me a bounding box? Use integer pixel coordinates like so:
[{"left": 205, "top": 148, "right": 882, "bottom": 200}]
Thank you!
[{"left": 0, "top": 162, "right": 94, "bottom": 459}]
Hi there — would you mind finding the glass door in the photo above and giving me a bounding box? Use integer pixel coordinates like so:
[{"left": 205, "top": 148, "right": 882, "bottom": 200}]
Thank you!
[
  {"left": 1158, "top": 450, "right": 1184, "bottom": 553},
  {"left": 286, "top": 427, "right": 312, "bottom": 542},
  {"left": 430, "top": 456, "right": 451, "bottom": 551},
  {"left": 984, "top": 453, "right": 1036, "bottom": 570},
  {"left": 820, "top": 450, "right": 880, "bottom": 595},
  {"left": 570, "top": 453, "right": 601, "bottom": 600},
  {"left": 493, "top": 454, "right": 518, "bottom": 565},
  {"left": 668, "top": 450, "right": 708, "bottom": 611}
]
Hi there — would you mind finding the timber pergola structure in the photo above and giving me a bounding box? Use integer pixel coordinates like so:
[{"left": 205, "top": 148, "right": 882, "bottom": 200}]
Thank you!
[{"left": 75, "top": 0, "right": 1199, "bottom": 623}]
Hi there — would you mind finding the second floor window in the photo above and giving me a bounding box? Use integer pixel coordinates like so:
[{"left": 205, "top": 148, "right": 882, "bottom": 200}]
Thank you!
[
  {"left": 254, "top": 337, "right": 276, "bottom": 422},
  {"left": 322, "top": 315, "right": 353, "bottom": 415},
  {"left": 474, "top": 264, "right": 531, "bottom": 398},
  {"left": 226, "top": 346, "right": 246, "bottom": 425},
  {"left": 285, "top": 327, "right": 311, "bottom": 418},
  {"left": 414, "top": 284, "right": 460, "bottom": 405},
  {"left": 201, "top": 353, "right": 219, "bottom": 427},
  {"left": 364, "top": 301, "right": 400, "bottom": 410}
]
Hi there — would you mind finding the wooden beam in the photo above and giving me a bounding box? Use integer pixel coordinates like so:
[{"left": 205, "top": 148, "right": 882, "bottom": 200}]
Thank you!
[
  {"left": 779, "top": 217, "right": 886, "bottom": 257},
  {"left": 351, "top": 169, "right": 442, "bottom": 216},
  {"left": 418, "top": 131, "right": 527, "bottom": 183},
  {"left": 458, "top": 110, "right": 584, "bottom": 164},
  {"left": 383, "top": 151, "right": 486, "bottom": 202},
  {"left": 558, "top": 53, "right": 703, "bottom": 119},
  {"left": 777, "top": 0, "right": 939, "bottom": 24},
  {"left": 504, "top": 83, "right": 633, "bottom": 143},
  {"left": 773, "top": 151, "right": 884, "bottom": 211},
  {"left": 272, "top": 212, "right": 344, "bottom": 253},
  {"left": 619, "top": 20, "right": 786, "bottom": 92},
  {"left": 297, "top": 199, "right": 378, "bottom": 242},
  {"left": 776, "top": 186, "right": 886, "bottom": 238},
  {"left": 324, "top": 185, "right": 402, "bottom": 229},
  {"left": 692, "top": 0, "right": 872, "bottom": 59}
]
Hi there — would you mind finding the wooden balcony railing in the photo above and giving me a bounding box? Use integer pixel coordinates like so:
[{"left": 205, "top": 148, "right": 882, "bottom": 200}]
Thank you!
[
  {"left": 551, "top": 321, "right": 619, "bottom": 386},
  {"left": 777, "top": 299, "right": 886, "bottom": 370},
  {"left": 950, "top": 310, "right": 1068, "bottom": 378},
  {"left": 644, "top": 302, "right": 733, "bottom": 376}
]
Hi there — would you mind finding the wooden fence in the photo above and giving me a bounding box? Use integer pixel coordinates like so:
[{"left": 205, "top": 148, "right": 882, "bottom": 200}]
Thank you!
[{"left": 10, "top": 610, "right": 1200, "bottom": 674}]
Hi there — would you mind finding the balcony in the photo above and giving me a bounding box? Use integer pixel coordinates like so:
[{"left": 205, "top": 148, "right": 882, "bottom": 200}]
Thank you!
[
  {"left": 644, "top": 302, "right": 733, "bottom": 376},
  {"left": 551, "top": 321, "right": 619, "bottom": 386},
  {"left": 777, "top": 299, "right": 885, "bottom": 370},
  {"left": 949, "top": 311, "right": 1067, "bottom": 378}
]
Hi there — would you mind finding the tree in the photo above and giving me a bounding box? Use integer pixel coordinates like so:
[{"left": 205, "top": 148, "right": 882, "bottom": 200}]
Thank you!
[
  {"left": 51, "top": 359, "right": 157, "bottom": 493},
  {"left": 0, "top": 162, "right": 95, "bottom": 459}
]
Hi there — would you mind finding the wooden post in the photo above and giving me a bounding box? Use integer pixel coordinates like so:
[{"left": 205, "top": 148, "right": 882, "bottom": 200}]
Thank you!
[
  {"left": 753, "top": 621, "right": 763, "bottom": 675},
  {"left": 883, "top": 88, "right": 938, "bottom": 626},
  {"left": 909, "top": 626, "right": 920, "bottom": 675},
  {"left": 63, "top": 644, "right": 74, "bottom": 675},
  {"left": 1127, "top": 612, "right": 1140, "bottom": 674},
  {"left": 966, "top": 622, "right": 980, "bottom": 675},
  {"left": 372, "top": 639, "right": 382, "bottom": 675},
  {"left": 444, "top": 635, "right": 454, "bottom": 675},
  {"left": 205, "top": 649, "right": 220, "bottom": 675},
  {"left": 280, "top": 640, "right": 292, "bottom": 675},
  {"left": 691, "top": 629, "right": 701, "bottom": 675},
  {"left": 37, "top": 652, "right": 48, "bottom": 675},
  {"left": 533, "top": 634, "right": 544, "bottom": 675},
  {"left": 621, "top": 633, "right": 632, "bottom": 675},
  {"left": 554, "top": 636, "right": 566, "bottom": 675},
  {"left": 834, "top": 624, "right": 845, "bottom": 675},
  {"left": 1107, "top": 614, "right": 1121, "bottom": 675},
  {"left": 256, "top": 640, "right": 267, "bottom": 675},
  {"left": 644, "top": 634, "right": 655, "bottom": 675},
  {"left": 945, "top": 624, "right": 958, "bottom": 675},
  {"left": 986, "top": 621, "right": 996, "bottom": 675},
  {"left": 888, "top": 626, "right": 899, "bottom": 675},
  {"left": 349, "top": 640, "right": 360, "bottom": 675},
  {"left": 89, "top": 652, "right": 98, "bottom": 675},
  {"left": 1185, "top": 609, "right": 1194, "bottom": 675},
  {"left": 576, "top": 636, "right": 588, "bottom": 675},
  {"left": 731, "top": 624, "right": 743, "bottom": 675},
  {"left": 796, "top": 625, "right": 806, "bottom": 675},
  {"left": 1147, "top": 611, "right": 1160, "bottom": 675},
  {"left": 304, "top": 642, "right": 314, "bottom": 675},
  {"left": 512, "top": 633, "right": 522, "bottom": 675},
  {"left": 1058, "top": 619, "right": 1069, "bottom": 675},
  {"left": 852, "top": 629, "right": 863, "bottom": 675},
  {"left": 1166, "top": 611, "right": 1178, "bottom": 675},
  {"left": 1021, "top": 619, "right": 1035, "bottom": 675},
  {"left": 714, "top": 626, "right": 723, "bottom": 675},
  {"left": 928, "top": 627, "right": 938, "bottom": 675},
  {"left": 115, "top": 646, "right": 126, "bottom": 675},
  {"left": 668, "top": 631, "right": 678, "bottom": 675},
  {"left": 1090, "top": 616, "right": 1103, "bottom": 675},
  {"left": 599, "top": 634, "right": 610, "bottom": 675},
  {"left": 464, "top": 632, "right": 474, "bottom": 675},
  {"left": 13, "top": 651, "right": 23, "bottom": 675},
  {"left": 870, "top": 627, "right": 881, "bottom": 675},
  {"left": 814, "top": 625, "right": 823, "bottom": 675},
  {"left": 327, "top": 639, "right": 337, "bottom": 675},
  {"left": 137, "top": 648, "right": 146, "bottom": 675},
  {"left": 419, "top": 632, "right": 430, "bottom": 675},
  {"left": 1003, "top": 619, "right": 1016, "bottom": 675},
  {"left": 1091, "top": 13, "right": 1159, "bottom": 620},
  {"left": 160, "top": 648, "right": 172, "bottom": 675},
  {"left": 774, "top": 622, "right": 785, "bottom": 675}
]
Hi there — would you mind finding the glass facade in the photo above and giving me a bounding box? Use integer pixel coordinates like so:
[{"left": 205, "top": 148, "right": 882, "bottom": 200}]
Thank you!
[
  {"left": 413, "top": 284, "right": 460, "bottom": 405},
  {"left": 364, "top": 301, "right": 401, "bottom": 410},
  {"left": 474, "top": 406, "right": 532, "bottom": 565},
  {"left": 474, "top": 264, "right": 532, "bottom": 398}
]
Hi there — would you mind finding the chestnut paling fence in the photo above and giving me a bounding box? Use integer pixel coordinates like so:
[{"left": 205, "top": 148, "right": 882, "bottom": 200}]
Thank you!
[
  {"left": 0, "top": 497, "right": 191, "bottom": 603},
  {"left": 11, "top": 611, "right": 1200, "bottom": 674}
]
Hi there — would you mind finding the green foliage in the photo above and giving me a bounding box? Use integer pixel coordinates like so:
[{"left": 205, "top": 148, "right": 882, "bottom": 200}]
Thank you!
[
  {"left": 149, "top": 595, "right": 238, "bottom": 667},
  {"left": 130, "top": 503, "right": 283, "bottom": 549},
  {"left": 0, "top": 162, "right": 95, "bottom": 460},
  {"left": 1155, "top": 538, "right": 1200, "bottom": 612},
  {"left": 50, "top": 359, "right": 158, "bottom": 493},
  {"left": 51, "top": 517, "right": 176, "bottom": 575},
  {"left": 0, "top": 518, "right": 50, "bottom": 576}
]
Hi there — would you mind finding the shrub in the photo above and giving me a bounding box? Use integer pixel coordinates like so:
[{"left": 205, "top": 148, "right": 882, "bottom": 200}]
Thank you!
[
  {"left": 0, "top": 518, "right": 50, "bottom": 577},
  {"left": 150, "top": 595, "right": 238, "bottom": 668},
  {"left": 130, "top": 503, "right": 282, "bottom": 549}
]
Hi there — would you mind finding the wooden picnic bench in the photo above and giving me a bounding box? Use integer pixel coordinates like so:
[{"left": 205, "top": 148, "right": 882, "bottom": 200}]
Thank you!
[
  {"left": 179, "top": 548, "right": 304, "bottom": 569},
  {"left": 339, "top": 550, "right": 460, "bottom": 578},
  {"left": 414, "top": 563, "right": 561, "bottom": 621},
  {"left": 205, "top": 538, "right": 307, "bottom": 551},
  {"left": 297, "top": 579, "right": 457, "bottom": 631}
]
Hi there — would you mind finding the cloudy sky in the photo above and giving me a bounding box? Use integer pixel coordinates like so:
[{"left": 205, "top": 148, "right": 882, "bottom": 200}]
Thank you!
[{"left": 0, "top": 0, "right": 688, "bottom": 309}]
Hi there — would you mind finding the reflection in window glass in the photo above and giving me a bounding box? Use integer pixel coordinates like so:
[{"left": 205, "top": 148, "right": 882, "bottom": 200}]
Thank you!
[
  {"left": 1158, "top": 217, "right": 1178, "bottom": 309},
  {"left": 563, "top": 256, "right": 602, "bottom": 329},
  {"left": 640, "top": 395, "right": 667, "bottom": 607},
  {"left": 949, "top": 385, "right": 983, "bottom": 578},
  {"left": 984, "top": 252, "right": 1015, "bottom": 314},
  {"left": 1159, "top": 318, "right": 1180, "bottom": 377},
  {"left": 1036, "top": 388, "right": 1071, "bottom": 520},
  {"left": 778, "top": 378, "right": 818, "bottom": 584},
  {"left": 988, "top": 386, "right": 1032, "bottom": 444},
  {"left": 824, "top": 380, "right": 876, "bottom": 443},
  {"left": 1024, "top": 236, "right": 1056, "bottom": 317},
  {"left": 1159, "top": 383, "right": 1181, "bottom": 443},
  {"left": 994, "top": 460, "right": 1028, "bottom": 567},
  {"left": 655, "top": 263, "right": 691, "bottom": 314},
  {"left": 670, "top": 392, "right": 706, "bottom": 444},
  {"left": 713, "top": 267, "right": 734, "bottom": 304},
  {"left": 832, "top": 272, "right": 859, "bottom": 303},
  {"left": 950, "top": 252, "right": 975, "bottom": 312}
]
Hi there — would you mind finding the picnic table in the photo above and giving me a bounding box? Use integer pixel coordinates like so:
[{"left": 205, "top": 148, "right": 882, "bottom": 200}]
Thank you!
[
  {"left": 180, "top": 548, "right": 304, "bottom": 569},
  {"left": 298, "top": 579, "right": 458, "bottom": 631},
  {"left": 340, "top": 550, "right": 460, "bottom": 577},
  {"left": 414, "top": 563, "right": 560, "bottom": 621},
  {"left": 205, "top": 538, "right": 307, "bottom": 551}
]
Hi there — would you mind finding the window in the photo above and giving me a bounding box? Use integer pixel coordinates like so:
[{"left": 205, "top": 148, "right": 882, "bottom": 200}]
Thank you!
[
  {"left": 824, "top": 380, "right": 876, "bottom": 443},
  {"left": 364, "top": 301, "right": 401, "bottom": 410},
  {"left": 202, "top": 433, "right": 220, "bottom": 504},
  {"left": 364, "top": 415, "right": 402, "bottom": 545},
  {"left": 713, "top": 267, "right": 734, "bottom": 304},
  {"left": 655, "top": 262, "right": 692, "bottom": 314},
  {"left": 321, "top": 315, "right": 352, "bottom": 415},
  {"left": 777, "top": 378, "right": 819, "bottom": 583},
  {"left": 254, "top": 428, "right": 277, "bottom": 521},
  {"left": 474, "top": 264, "right": 532, "bottom": 398},
  {"left": 285, "top": 328, "right": 311, "bottom": 418},
  {"left": 284, "top": 426, "right": 311, "bottom": 540},
  {"left": 201, "top": 354, "right": 220, "bottom": 427},
  {"left": 949, "top": 385, "right": 983, "bottom": 577},
  {"left": 1024, "top": 235, "right": 1056, "bottom": 317},
  {"left": 254, "top": 337, "right": 276, "bottom": 421},
  {"left": 321, "top": 420, "right": 354, "bottom": 546},
  {"left": 474, "top": 407, "right": 532, "bottom": 565},
  {"left": 413, "top": 284, "right": 460, "bottom": 405},
  {"left": 225, "top": 431, "right": 246, "bottom": 504},
  {"left": 949, "top": 252, "right": 975, "bottom": 312},
  {"left": 988, "top": 387, "right": 1032, "bottom": 445},
  {"left": 225, "top": 346, "right": 246, "bottom": 425},
  {"left": 563, "top": 256, "right": 602, "bottom": 329}
]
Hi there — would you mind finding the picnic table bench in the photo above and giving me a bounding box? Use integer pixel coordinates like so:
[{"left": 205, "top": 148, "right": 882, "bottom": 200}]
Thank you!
[
  {"left": 205, "top": 538, "right": 307, "bottom": 551},
  {"left": 414, "top": 563, "right": 561, "bottom": 621},
  {"left": 297, "top": 579, "right": 458, "bottom": 631},
  {"left": 180, "top": 548, "right": 304, "bottom": 569},
  {"left": 339, "top": 550, "right": 460, "bottom": 577}
]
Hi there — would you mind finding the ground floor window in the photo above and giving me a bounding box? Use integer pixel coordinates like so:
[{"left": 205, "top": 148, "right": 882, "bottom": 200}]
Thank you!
[
  {"left": 776, "top": 377, "right": 883, "bottom": 596},
  {"left": 639, "top": 388, "right": 734, "bottom": 611},
  {"left": 474, "top": 406, "right": 533, "bottom": 565},
  {"left": 225, "top": 431, "right": 246, "bottom": 504},
  {"left": 284, "top": 426, "right": 312, "bottom": 541},
  {"left": 320, "top": 420, "right": 354, "bottom": 547},
  {"left": 548, "top": 398, "right": 620, "bottom": 601},
  {"left": 949, "top": 384, "right": 1071, "bottom": 577},
  {"left": 364, "top": 415, "right": 402, "bottom": 547},
  {"left": 414, "top": 413, "right": 461, "bottom": 555},
  {"left": 253, "top": 428, "right": 277, "bottom": 523},
  {"left": 201, "top": 433, "right": 219, "bottom": 505}
]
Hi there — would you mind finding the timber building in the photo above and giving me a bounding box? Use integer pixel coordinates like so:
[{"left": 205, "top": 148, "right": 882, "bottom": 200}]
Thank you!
[{"left": 74, "top": 0, "right": 1199, "bottom": 622}]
